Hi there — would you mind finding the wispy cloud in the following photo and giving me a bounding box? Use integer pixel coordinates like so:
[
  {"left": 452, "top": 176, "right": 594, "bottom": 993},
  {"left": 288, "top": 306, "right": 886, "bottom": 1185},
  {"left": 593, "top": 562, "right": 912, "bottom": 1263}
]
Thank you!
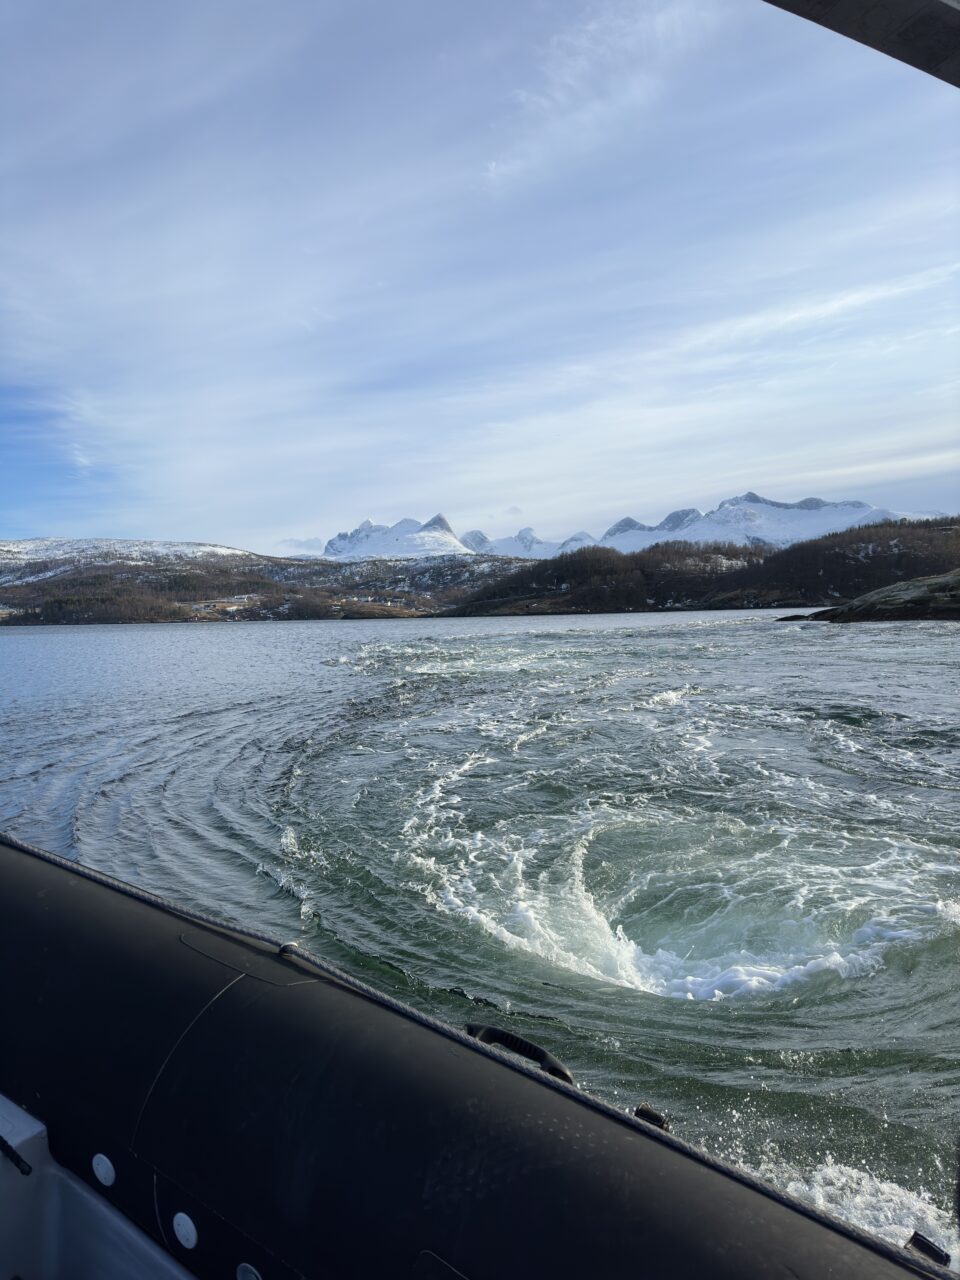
[
  {"left": 0, "top": 0, "right": 957, "bottom": 547},
  {"left": 485, "top": 0, "right": 717, "bottom": 183}
]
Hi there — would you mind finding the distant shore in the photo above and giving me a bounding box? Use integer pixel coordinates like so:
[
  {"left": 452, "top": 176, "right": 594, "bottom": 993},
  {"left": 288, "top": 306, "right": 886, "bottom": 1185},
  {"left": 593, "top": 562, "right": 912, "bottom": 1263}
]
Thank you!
[{"left": 2, "top": 517, "right": 957, "bottom": 627}]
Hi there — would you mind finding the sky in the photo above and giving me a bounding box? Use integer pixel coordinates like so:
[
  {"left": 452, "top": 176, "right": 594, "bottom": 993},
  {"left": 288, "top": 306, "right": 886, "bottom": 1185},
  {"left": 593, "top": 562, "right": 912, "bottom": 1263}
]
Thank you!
[{"left": 1, "top": 0, "right": 958, "bottom": 553}]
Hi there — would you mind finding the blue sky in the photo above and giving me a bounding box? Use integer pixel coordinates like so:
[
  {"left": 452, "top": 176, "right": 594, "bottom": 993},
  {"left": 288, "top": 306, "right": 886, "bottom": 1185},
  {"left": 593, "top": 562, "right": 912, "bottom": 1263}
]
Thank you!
[{"left": 1, "top": 0, "right": 957, "bottom": 552}]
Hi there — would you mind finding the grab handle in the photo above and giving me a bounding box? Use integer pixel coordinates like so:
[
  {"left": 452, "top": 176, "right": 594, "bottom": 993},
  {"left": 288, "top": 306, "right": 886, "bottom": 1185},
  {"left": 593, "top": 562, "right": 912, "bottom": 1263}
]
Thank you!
[{"left": 465, "top": 1024, "right": 574, "bottom": 1085}]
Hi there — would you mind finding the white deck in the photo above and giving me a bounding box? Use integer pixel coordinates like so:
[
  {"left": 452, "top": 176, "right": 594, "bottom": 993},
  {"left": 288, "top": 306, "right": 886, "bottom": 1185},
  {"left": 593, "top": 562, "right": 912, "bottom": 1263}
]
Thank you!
[{"left": 0, "top": 1092, "right": 193, "bottom": 1280}]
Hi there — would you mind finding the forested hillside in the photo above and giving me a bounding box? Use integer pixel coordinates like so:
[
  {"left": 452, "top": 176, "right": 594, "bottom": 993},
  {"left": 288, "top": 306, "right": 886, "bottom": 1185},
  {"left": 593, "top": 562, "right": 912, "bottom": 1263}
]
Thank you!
[
  {"left": 0, "top": 553, "right": 506, "bottom": 624},
  {"left": 707, "top": 518, "right": 960, "bottom": 607},
  {"left": 449, "top": 519, "right": 960, "bottom": 616},
  {"left": 449, "top": 543, "right": 761, "bottom": 615}
]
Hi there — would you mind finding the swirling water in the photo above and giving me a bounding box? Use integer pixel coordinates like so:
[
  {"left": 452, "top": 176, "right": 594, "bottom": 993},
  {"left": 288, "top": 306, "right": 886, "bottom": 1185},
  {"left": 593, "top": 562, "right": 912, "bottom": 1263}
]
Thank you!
[{"left": 1, "top": 612, "right": 959, "bottom": 1257}]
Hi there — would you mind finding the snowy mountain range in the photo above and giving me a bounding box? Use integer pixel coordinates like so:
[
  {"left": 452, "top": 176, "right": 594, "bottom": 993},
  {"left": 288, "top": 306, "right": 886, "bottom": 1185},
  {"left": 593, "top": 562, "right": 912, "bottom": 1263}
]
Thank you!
[
  {"left": 1, "top": 495, "right": 941, "bottom": 579},
  {"left": 317, "top": 493, "right": 936, "bottom": 561}
]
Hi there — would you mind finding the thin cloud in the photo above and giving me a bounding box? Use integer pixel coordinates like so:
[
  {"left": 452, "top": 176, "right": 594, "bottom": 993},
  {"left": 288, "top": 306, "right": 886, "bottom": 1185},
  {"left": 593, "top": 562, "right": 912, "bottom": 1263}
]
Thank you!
[
  {"left": 485, "top": 0, "right": 717, "bottom": 183},
  {"left": 0, "top": 0, "right": 957, "bottom": 547}
]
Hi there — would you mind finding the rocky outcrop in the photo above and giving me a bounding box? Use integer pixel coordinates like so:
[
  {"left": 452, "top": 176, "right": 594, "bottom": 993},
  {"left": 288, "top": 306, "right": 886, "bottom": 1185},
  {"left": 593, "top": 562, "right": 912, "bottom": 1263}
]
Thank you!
[{"left": 802, "top": 568, "right": 960, "bottom": 622}]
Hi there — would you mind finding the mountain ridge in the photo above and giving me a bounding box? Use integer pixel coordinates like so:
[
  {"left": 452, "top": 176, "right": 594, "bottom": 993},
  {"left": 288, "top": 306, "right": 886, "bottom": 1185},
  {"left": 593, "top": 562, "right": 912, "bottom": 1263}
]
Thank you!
[
  {"left": 316, "top": 493, "right": 940, "bottom": 561},
  {"left": 2, "top": 494, "right": 946, "bottom": 578},
  {"left": 0, "top": 537, "right": 257, "bottom": 566}
]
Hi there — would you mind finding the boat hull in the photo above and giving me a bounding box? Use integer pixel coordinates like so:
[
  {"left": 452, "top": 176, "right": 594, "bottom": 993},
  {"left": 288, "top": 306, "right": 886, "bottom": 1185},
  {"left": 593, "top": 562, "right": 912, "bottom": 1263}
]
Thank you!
[{"left": 0, "top": 833, "right": 943, "bottom": 1279}]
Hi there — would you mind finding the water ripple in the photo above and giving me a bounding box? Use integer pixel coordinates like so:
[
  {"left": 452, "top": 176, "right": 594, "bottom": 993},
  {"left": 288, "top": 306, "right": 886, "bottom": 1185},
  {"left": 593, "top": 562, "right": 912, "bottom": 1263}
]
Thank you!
[{"left": 1, "top": 612, "right": 958, "bottom": 1256}]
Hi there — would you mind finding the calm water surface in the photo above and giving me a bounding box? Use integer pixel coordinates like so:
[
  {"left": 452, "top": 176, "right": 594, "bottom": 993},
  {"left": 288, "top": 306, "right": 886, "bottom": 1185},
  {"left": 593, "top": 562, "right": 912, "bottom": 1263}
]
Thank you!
[{"left": 2, "top": 612, "right": 958, "bottom": 1256}]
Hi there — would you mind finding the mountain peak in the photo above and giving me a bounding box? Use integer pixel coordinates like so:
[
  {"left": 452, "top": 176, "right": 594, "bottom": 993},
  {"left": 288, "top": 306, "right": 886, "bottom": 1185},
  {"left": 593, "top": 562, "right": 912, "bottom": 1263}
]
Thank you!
[
  {"left": 515, "top": 527, "right": 546, "bottom": 551},
  {"left": 558, "top": 531, "right": 597, "bottom": 552},
  {"left": 718, "top": 491, "right": 767, "bottom": 508},
  {"left": 421, "top": 513, "right": 454, "bottom": 534},
  {"left": 460, "top": 529, "right": 494, "bottom": 553},
  {"left": 656, "top": 508, "right": 701, "bottom": 532},
  {"left": 604, "top": 517, "right": 651, "bottom": 538}
]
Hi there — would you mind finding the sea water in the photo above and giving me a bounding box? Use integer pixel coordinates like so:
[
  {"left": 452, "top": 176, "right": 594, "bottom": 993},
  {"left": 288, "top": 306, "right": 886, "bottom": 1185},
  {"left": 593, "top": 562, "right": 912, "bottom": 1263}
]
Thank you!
[{"left": 1, "top": 612, "right": 958, "bottom": 1258}]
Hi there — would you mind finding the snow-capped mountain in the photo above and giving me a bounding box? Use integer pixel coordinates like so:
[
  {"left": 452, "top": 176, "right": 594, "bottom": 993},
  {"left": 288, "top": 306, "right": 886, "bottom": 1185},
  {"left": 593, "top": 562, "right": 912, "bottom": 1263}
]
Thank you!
[
  {"left": 557, "top": 531, "right": 598, "bottom": 553},
  {"left": 462, "top": 527, "right": 592, "bottom": 558},
  {"left": 485, "top": 528, "right": 560, "bottom": 559},
  {"left": 460, "top": 530, "right": 495, "bottom": 554},
  {"left": 319, "top": 494, "right": 938, "bottom": 561},
  {"left": 597, "top": 493, "right": 925, "bottom": 552},
  {"left": 323, "top": 515, "right": 474, "bottom": 559},
  {"left": 0, "top": 538, "right": 256, "bottom": 567}
]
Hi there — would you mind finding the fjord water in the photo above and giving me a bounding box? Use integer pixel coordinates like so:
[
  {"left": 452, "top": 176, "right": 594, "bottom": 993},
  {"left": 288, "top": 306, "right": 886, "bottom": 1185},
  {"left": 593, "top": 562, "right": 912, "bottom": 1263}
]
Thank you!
[{"left": 2, "top": 613, "right": 958, "bottom": 1255}]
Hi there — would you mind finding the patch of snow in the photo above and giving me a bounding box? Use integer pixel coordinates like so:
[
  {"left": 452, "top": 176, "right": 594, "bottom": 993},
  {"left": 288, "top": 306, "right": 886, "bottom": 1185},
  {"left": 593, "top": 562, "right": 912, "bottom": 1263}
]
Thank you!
[{"left": 0, "top": 564, "right": 75, "bottom": 586}]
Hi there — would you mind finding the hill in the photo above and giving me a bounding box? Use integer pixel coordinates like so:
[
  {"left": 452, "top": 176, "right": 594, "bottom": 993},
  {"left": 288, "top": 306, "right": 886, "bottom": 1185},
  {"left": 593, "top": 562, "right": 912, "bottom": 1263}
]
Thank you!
[
  {"left": 0, "top": 538, "right": 257, "bottom": 569},
  {"left": 704, "top": 518, "right": 960, "bottom": 608},
  {"left": 448, "top": 519, "right": 960, "bottom": 616},
  {"left": 449, "top": 543, "right": 764, "bottom": 615},
  {"left": 0, "top": 544, "right": 509, "bottom": 625}
]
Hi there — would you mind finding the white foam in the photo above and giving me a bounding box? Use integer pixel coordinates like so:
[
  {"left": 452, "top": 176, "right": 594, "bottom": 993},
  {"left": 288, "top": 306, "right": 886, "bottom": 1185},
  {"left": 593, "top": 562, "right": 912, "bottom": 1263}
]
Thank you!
[
  {"left": 748, "top": 1154, "right": 959, "bottom": 1268},
  {"left": 396, "top": 781, "right": 939, "bottom": 1000},
  {"left": 256, "top": 861, "right": 315, "bottom": 920},
  {"left": 397, "top": 803, "right": 924, "bottom": 999},
  {"left": 466, "top": 903, "right": 901, "bottom": 1000},
  {"left": 277, "top": 825, "right": 328, "bottom": 870},
  {"left": 645, "top": 688, "right": 688, "bottom": 707},
  {"left": 375, "top": 629, "right": 957, "bottom": 1003}
]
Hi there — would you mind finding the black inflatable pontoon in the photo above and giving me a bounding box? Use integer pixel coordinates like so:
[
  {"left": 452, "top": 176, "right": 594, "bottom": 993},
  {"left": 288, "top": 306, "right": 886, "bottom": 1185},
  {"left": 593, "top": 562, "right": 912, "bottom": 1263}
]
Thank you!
[{"left": 0, "top": 832, "right": 950, "bottom": 1279}]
